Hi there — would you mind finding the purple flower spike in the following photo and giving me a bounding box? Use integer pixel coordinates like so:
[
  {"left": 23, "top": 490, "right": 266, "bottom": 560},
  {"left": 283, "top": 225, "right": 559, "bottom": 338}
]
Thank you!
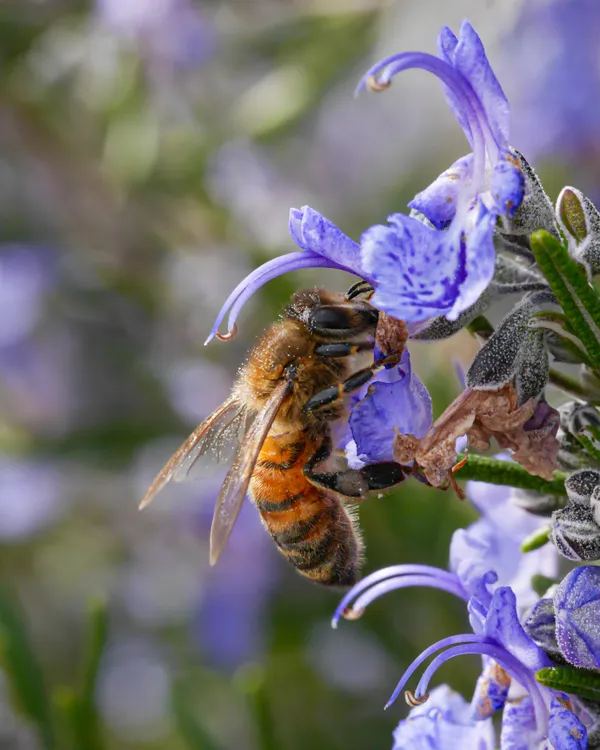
[{"left": 554, "top": 566, "right": 600, "bottom": 671}]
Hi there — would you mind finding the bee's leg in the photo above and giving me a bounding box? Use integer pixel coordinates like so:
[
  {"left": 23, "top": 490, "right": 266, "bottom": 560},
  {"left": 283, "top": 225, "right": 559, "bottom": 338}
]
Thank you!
[
  {"left": 314, "top": 342, "right": 374, "bottom": 358},
  {"left": 303, "top": 437, "right": 406, "bottom": 500},
  {"left": 304, "top": 351, "right": 403, "bottom": 414}
]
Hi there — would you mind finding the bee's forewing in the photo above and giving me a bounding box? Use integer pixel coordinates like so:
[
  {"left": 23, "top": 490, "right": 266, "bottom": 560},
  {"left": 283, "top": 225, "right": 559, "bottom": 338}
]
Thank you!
[
  {"left": 139, "top": 396, "right": 244, "bottom": 510},
  {"left": 209, "top": 379, "right": 292, "bottom": 566}
]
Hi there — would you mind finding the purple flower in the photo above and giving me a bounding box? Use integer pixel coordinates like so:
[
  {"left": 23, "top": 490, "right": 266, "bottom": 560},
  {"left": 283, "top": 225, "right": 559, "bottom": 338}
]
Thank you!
[
  {"left": 97, "top": 0, "right": 215, "bottom": 70},
  {"left": 501, "top": 0, "right": 600, "bottom": 168},
  {"left": 0, "top": 457, "right": 65, "bottom": 540},
  {"left": 554, "top": 566, "right": 600, "bottom": 671},
  {"left": 455, "top": 471, "right": 558, "bottom": 609},
  {"left": 346, "top": 348, "right": 432, "bottom": 466},
  {"left": 205, "top": 22, "right": 523, "bottom": 343},
  {"left": 0, "top": 246, "right": 56, "bottom": 348},
  {"left": 333, "top": 566, "right": 585, "bottom": 747},
  {"left": 392, "top": 684, "right": 495, "bottom": 750},
  {"left": 359, "top": 21, "right": 524, "bottom": 323}
]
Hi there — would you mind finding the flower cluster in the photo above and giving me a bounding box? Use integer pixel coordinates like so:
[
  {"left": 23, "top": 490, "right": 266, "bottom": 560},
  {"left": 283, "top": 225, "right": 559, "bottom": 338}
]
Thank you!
[{"left": 206, "top": 19, "right": 600, "bottom": 750}]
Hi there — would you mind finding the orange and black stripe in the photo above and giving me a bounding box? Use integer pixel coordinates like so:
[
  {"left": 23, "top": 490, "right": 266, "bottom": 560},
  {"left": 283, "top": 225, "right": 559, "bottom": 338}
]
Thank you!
[{"left": 250, "top": 431, "right": 363, "bottom": 587}]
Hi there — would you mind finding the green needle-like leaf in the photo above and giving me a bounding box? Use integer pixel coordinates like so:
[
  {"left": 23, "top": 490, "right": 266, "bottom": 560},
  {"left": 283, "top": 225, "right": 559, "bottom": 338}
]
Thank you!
[
  {"left": 54, "top": 597, "right": 108, "bottom": 750},
  {"left": 454, "top": 453, "right": 568, "bottom": 497},
  {"left": 521, "top": 526, "right": 551, "bottom": 552},
  {"left": 0, "top": 590, "right": 55, "bottom": 749},
  {"left": 536, "top": 666, "right": 600, "bottom": 701},
  {"left": 172, "top": 682, "right": 221, "bottom": 750},
  {"left": 530, "top": 230, "right": 600, "bottom": 369}
]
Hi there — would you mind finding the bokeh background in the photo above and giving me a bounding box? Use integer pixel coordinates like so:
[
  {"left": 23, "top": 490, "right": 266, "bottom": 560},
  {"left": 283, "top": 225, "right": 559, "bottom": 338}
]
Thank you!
[{"left": 0, "top": 0, "right": 596, "bottom": 748}]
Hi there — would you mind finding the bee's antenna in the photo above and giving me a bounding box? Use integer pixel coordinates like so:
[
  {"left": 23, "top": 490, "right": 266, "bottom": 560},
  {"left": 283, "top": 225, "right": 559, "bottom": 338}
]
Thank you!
[{"left": 346, "top": 281, "right": 374, "bottom": 301}]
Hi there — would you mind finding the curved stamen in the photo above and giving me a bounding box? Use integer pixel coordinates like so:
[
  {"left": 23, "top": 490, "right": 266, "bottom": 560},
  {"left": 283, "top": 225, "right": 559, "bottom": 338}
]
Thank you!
[
  {"left": 414, "top": 642, "right": 548, "bottom": 732},
  {"left": 204, "top": 252, "right": 348, "bottom": 345},
  {"left": 385, "top": 633, "right": 484, "bottom": 708},
  {"left": 357, "top": 52, "right": 492, "bottom": 193},
  {"left": 332, "top": 564, "right": 461, "bottom": 627},
  {"left": 349, "top": 575, "right": 468, "bottom": 617}
]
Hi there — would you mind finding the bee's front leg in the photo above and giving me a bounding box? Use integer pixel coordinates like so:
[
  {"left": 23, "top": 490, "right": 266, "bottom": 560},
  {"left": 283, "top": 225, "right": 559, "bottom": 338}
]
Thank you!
[{"left": 304, "top": 349, "right": 403, "bottom": 414}]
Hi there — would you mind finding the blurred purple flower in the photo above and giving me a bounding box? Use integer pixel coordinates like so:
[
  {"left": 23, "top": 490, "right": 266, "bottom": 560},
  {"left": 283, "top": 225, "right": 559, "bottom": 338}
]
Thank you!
[
  {"left": 195, "top": 502, "right": 279, "bottom": 670},
  {"left": 392, "top": 684, "right": 495, "bottom": 750},
  {"left": 0, "top": 246, "right": 56, "bottom": 348},
  {"left": 0, "top": 457, "right": 64, "bottom": 540},
  {"left": 97, "top": 0, "right": 215, "bottom": 70},
  {"left": 454, "top": 469, "right": 558, "bottom": 609},
  {"left": 205, "top": 22, "right": 523, "bottom": 342},
  {"left": 501, "top": 0, "right": 600, "bottom": 167},
  {"left": 0, "top": 334, "right": 77, "bottom": 436}
]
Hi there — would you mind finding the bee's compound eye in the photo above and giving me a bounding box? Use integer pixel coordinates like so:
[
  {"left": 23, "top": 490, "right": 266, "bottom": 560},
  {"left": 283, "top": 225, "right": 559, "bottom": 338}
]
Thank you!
[
  {"left": 309, "top": 306, "right": 351, "bottom": 331},
  {"left": 309, "top": 304, "right": 378, "bottom": 335}
]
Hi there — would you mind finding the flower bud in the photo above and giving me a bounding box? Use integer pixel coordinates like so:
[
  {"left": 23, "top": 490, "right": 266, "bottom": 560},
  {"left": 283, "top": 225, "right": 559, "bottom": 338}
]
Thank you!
[
  {"left": 467, "top": 290, "right": 554, "bottom": 404},
  {"left": 565, "top": 469, "right": 600, "bottom": 506},
  {"left": 557, "top": 186, "right": 600, "bottom": 277},
  {"left": 554, "top": 566, "right": 600, "bottom": 670},
  {"left": 523, "top": 597, "right": 562, "bottom": 662},
  {"left": 551, "top": 504, "right": 600, "bottom": 561}
]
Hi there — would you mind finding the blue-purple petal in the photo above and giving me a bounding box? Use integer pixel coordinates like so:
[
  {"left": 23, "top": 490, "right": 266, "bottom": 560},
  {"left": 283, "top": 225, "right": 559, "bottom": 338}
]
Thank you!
[
  {"left": 437, "top": 25, "right": 474, "bottom": 147},
  {"left": 392, "top": 684, "right": 496, "bottom": 750},
  {"left": 470, "top": 659, "right": 510, "bottom": 719},
  {"left": 362, "top": 214, "right": 462, "bottom": 322},
  {"left": 492, "top": 150, "right": 525, "bottom": 218},
  {"left": 289, "top": 206, "right": 367, "bottom": 277},
  {"left": 448, "top": 201, "right": 496, "bottom": 319},
  {"left": 349, "top": 349, "right": 432, "bottom": 463},
  {"left": 548, "top": 695, "right": 588, "bottom": 750},
  {"left": 499, "top": 696, "right": 539, "bottom": 750},
  {"left": 442, "top": 21, "right": 510, "bottom": 151},
  {"left": 205, "top": 251, "right": 344, "bottom": 344},
  {"left": 554, "top": 566, "right": 600, "bottom": 670},
  {"left": 408, "top": 154, "right": 474, "bottom": 229},
  {"left": 484, "top": 587, "right": 550, "bottom": 672}
]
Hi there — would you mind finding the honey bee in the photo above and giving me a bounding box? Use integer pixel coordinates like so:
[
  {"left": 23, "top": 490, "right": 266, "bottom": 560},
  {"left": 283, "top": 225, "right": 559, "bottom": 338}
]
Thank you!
[{"left": 141, "top": 284, "right": 410, "bottom": 586}]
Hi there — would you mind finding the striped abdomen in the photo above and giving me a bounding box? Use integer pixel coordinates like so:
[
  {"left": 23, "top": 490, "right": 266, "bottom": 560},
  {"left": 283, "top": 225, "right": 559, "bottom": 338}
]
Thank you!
[{"left": 250, "top": 432, "right": 363, "bottom": 586}]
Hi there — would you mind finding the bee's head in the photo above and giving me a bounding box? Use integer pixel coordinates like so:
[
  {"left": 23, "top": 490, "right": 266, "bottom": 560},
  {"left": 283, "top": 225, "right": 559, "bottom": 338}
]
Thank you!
[{"left": 285, "top": 288, "right": 378, "bottom": 341}]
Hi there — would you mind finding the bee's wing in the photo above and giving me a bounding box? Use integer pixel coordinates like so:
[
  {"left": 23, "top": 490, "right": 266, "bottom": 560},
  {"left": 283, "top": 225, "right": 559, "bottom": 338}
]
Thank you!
[
  {"left": 209, "top": 378, "right": 293, "bottom": 566},
  {"left": 140, "top": 396, "right": 247, "bottom": 510}
]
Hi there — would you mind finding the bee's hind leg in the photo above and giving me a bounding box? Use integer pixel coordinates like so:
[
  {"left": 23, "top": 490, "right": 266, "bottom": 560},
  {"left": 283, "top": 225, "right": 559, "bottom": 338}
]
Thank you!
[{"left": 303, "top": 437, "right": 406, "bottom": 501}]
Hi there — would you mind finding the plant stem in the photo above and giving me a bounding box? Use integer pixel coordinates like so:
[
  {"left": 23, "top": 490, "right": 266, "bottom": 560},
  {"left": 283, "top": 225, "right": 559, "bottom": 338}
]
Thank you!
[{"left": 454, "top": 453, "right": 568, "bottom": 497}]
